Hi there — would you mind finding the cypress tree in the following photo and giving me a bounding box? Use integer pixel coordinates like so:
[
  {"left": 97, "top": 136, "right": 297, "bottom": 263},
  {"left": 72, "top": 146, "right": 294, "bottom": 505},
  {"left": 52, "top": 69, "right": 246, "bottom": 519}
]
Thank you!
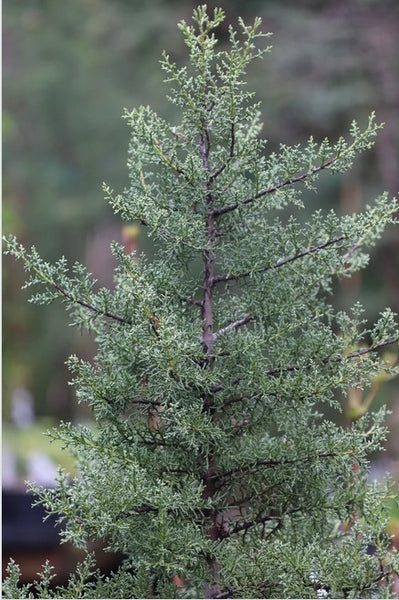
[{"left": 3, "top": 6, "right": 399, "bottom": 598}]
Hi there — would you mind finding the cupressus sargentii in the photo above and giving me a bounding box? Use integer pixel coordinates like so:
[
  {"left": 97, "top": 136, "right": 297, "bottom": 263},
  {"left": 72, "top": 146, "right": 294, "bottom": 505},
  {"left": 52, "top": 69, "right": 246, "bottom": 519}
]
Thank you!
[{"left": 3, "top": 5, "right": 399, "bottom": 599}]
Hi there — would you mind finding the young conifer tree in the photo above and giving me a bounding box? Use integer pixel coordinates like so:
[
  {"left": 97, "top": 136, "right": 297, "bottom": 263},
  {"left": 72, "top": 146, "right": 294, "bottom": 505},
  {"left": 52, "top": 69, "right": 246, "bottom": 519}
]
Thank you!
[{"left": 3, "top": 5, "right": 399, "bottom": 599}]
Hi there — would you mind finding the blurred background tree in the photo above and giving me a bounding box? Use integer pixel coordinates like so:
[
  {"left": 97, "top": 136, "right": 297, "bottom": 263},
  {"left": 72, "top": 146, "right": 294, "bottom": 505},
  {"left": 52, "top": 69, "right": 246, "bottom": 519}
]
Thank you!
[{"left": 3, "top": 0, "right": 398, "bottom": 435}]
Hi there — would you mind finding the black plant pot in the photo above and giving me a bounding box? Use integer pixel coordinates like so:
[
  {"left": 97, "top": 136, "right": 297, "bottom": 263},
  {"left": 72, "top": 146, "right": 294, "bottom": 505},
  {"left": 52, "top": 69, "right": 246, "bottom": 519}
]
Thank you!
[
  {"left": 2, "top": 489, "right": 124, "bottom": 585},
  {"left": 2, "top": 489, "right": 62, "bottom": 550}
]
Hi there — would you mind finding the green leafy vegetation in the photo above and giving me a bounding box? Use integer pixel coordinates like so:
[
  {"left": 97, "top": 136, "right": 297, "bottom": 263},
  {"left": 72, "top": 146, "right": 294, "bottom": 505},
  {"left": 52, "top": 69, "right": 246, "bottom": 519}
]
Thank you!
[{"left": 3, "top": 6, "right": 399, "bottom": 598}]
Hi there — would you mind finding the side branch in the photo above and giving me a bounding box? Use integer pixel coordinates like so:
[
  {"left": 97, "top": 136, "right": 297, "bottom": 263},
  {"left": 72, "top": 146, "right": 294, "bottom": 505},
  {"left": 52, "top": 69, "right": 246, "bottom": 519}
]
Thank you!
[
  {"left": 209, "top": 335, "right": 397, "bottom": 406},
  {"left": 212, "top": 154, "right": 339, "bottom": 217},
  {"left": 216, "top": 450, "right": 358, "bottom": 487},
  {"left": 52, "top": 282, "right": 132, "bottom": 326},
  {"left": 3, "top": 241, "right": 133, "bottom": 326},
  {"left": 219, "top": 506, "right": 301, "bottom": 540},
  {"left": 216, "top": 567, "right": 393, "bottom": 598},
  {"left": 215, "top": 580, "right": 273, "bottom": 600},
  {"left": 209, "top": 122, "right": 235, "bottom": 181},
  {"left": 213, "top": 235, "right": 345, "bottom": 285},
  {"left": 264, "top": 336, "right": 399, "bottom": 377},
  {"left": 211, "top": 376, "right": 243, "bottom": 394},
  {"left": 150, "top": 135, "right": 194, "bottom": 186},
  {"left": 219, "top": 512, "right": 275, "bottom": 540},
  {"left": 128, "top": 398, "right": 161, "bottom": 407},
  {"left": 212, "top": 315, "right": 253, "bottom": 342}
]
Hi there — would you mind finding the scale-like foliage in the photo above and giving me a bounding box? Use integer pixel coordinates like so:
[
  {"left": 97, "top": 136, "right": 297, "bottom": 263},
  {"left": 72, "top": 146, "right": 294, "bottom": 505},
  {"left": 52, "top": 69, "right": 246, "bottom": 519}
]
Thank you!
[{"left": 3, "top": 6, "right": 399, "bottom": 598}]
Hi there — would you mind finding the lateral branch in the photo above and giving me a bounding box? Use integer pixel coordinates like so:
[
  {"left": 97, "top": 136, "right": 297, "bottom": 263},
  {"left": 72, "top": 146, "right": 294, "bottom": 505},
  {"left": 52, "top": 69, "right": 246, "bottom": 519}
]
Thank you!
[
  {"left": 212, "top": 235, "right": 345, "bottom": 285},
  {"left": 216, "top": 449, "right": 357, "bottom": 487},
  {"left": 212, "top": 315, "right": 253, "bottom": 341},
  {"left": 115, "top": 504, "right": 158, "bottom": 521},
  {"left": 219, "top": 506, "right": 301, "bottom": 540},
  {"left": 209, "top": 336, "right": 397, "bottom": 398},
  {"left": 213, "top": 154, "right": 339, "bottom": 217},
  {"left": 209, "top": 122, "right": 236, "bottom": 181},
  {"left": 52, "top": 282, "right": 132, "bottom": 326},
  {"left": 264, "top": 336, "right": 399, "bottom": 377}
]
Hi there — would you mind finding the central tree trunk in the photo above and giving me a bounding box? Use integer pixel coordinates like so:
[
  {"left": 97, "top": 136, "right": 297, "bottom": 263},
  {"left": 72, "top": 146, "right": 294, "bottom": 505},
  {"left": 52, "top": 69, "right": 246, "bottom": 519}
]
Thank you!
[{"left": 200, "top": 125, "right": 221, "bottom": 598}]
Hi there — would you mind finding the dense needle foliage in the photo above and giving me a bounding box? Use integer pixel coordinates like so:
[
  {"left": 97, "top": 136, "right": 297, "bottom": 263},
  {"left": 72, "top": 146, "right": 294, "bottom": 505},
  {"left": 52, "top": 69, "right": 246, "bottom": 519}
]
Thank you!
[{"left": 3, "top": 6, "right": 399, "bottom": 598}]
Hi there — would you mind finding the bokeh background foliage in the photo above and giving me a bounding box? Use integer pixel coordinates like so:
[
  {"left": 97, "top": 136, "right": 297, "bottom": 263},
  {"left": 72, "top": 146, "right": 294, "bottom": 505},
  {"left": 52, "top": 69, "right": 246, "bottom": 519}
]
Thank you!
[{"left": 3, "top": 0, "right": 399, "bottom": 441}]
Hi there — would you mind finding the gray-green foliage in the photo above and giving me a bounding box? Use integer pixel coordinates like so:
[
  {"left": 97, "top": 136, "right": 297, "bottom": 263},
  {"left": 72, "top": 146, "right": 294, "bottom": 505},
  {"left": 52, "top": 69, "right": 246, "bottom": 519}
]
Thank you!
[{"left": 3, "top": 5, "right": 399, "bottom": 598}]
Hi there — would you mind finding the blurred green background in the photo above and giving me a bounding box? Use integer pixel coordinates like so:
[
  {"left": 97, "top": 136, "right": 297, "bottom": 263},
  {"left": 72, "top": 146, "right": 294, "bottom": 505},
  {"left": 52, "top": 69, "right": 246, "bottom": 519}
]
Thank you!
[{"left": 3, "top": 0, "right": 399, "bottom": 468}]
